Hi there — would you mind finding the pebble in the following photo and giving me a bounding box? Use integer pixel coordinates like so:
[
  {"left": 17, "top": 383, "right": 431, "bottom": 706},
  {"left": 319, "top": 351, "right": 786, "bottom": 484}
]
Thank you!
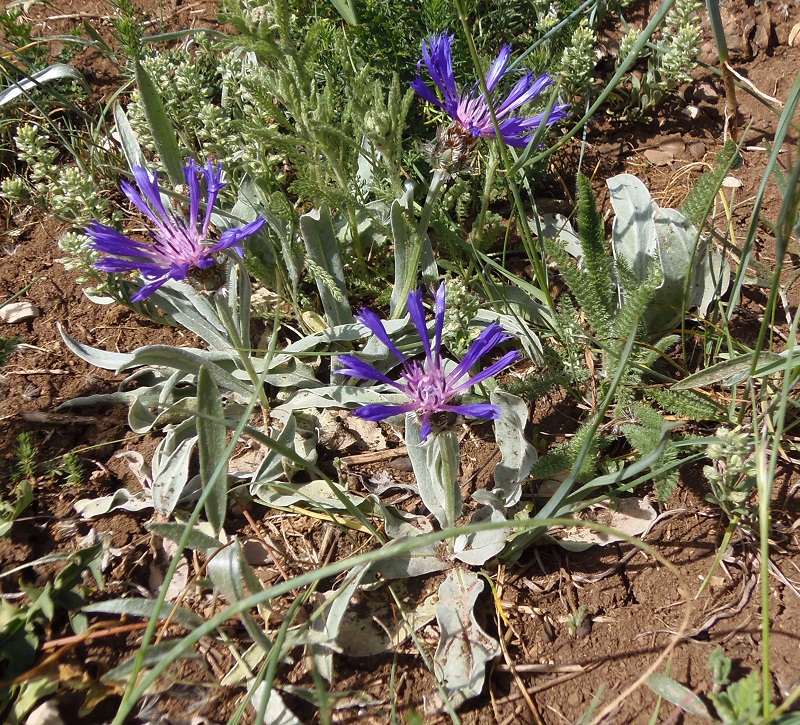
[{"left": 0, "top": 301, "right": 40, "bottom": 323}]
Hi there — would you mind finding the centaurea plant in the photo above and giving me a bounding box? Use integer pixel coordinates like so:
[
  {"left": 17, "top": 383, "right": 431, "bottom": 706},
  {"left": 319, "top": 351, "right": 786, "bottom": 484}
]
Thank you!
[
  {"left": 395, "top": 34, "right": 568, "bottom": 316},
  {"left": 87, "top": 159, "right": 265, "bottom": 301},
  {"left": 412, "top": 33, "right": 569, "bottom": 162},
  {"left": 88, "top": 159, "right": 271, "bottom": 416},
  {"left": 338, "top": 283, "right": 519, "bottom": 531}
]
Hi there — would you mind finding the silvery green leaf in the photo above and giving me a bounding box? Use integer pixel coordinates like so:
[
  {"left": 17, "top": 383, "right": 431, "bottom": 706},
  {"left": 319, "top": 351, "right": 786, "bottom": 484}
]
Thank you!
[
  {"left": 691, "top": 244, "right": 731, "bottom": 317},
  {"left": 57, "top": 391, "right": 131, "bottom": 409},
  {"left": 58, "top": 325, "right": 135, "bottom": 370},
  {"left": 300, "top": 207, "right": 353, "bottom": 327},
  {"left": 147, "top": 522, "right": 223, "bottom": 552},
  {"left": 119, "top": 346, "right": 250, "bottom": 398},
  {"left": 646, "top": 674, "right": 712, "bottom": 719},
  {"left": 389, "top": 183, "right": 438, "bottom": 316},
  {"left": 491, "top": 390, "right": 536, "bottom": 504},
  {"left": 74, "top": 488, "right": 152, "bottom": 518},
  {"left": 82, "top": 598, "right": 203, "bottom": 629},
  {"left": 434, "top": 569, "right": 500, "bottom": 708},
  {"left": 113, "top": 104, "right": 148, "bottom": 170},
  {"left": 151, "top": 435, "right": 197, "bottom": 517},
  {"left": 276, "top": 386, "right": 407, "bottom": 415},
  {"left": 251, "top": 414, "right": 297, "bottom": 484},
  {"left": 248, "top": 684, "right": 303, "bottom": 725},
  {"left": 0, "top": 63, "right": 87, "bottom": 107},
  {"left": 253, "top": 479, "right": 365, "bottom": 511},
  {"left": 334, "top": 583, "right": 438, "bottom": 657},
  {"left": 370, "top": 501, "right": 449, "bottom": 579},
  {"left": 282, "top": 420, "right": 318, "bottom": 481},
  {"left": 197, "top": 367, "right": 228, "bottom": 534},
  {"left": 535, "top": 213, "right": 584, "bottom": 261},
  {"left": 150, "top": 283, "right": 230, "bottom": 350},
  {"left": 405, "top": 415, "right": 461, "bottom": 531},
  {"left": 649, "top": 206, "right": 697, "bottom": 330},
  {"left": 102, "top": 640, "right": 197, "bottom": 684},
  {"left": 453, "top": 495, "right": 510, "bottom": 565},
  {"left": 311, "top": 564, "right": 370, "bottom": 681},
  {"left": 672, "top": 351, "right": 784, "bottom": 389},
  {"left": 608, "top": 174, "right": 658, "bottom": 286},
  {"left": 356, "top": 135, "right": 375, "bottom": 189},
  {"left": 207, "top": 541, "right": 272, "bottom": 652},
  {"left": 134, "top": 59, "right": 184, "bottom": 186},
  {"left": 473, "top": 310, "right": 543, "bottom": 362}
]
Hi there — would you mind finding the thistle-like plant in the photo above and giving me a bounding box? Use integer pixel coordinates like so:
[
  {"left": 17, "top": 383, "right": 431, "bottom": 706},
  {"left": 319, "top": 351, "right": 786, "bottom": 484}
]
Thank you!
[{"left": 523, "top": 173, "right": 725, "bottom": 497}]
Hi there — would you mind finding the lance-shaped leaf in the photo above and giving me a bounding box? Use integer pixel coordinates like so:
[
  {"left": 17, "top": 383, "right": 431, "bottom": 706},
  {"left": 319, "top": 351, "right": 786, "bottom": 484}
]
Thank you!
[
  {"left": 491, "top": 389, "right": 536, "bottom": 505},
  {"left": 197, "top": 366, "right": 228, "bottom": 534},
  {"left": 299, "top": 207, "right": 353, "bottom": 327},
  {"left": 134, "top": 59, "right": 184, "bottom": 186},
  {"left": 405, "top": 414, "right": 461, "bottom": 531}
]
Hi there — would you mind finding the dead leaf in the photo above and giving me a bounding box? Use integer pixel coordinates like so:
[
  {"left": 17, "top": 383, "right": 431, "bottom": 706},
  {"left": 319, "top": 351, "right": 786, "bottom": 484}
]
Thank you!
[
  {"left": 789, "top": 23, "right": 800, "bottom": 47},
  {"left": 555, "top": 497, "right": 658, "bottom": 551}
]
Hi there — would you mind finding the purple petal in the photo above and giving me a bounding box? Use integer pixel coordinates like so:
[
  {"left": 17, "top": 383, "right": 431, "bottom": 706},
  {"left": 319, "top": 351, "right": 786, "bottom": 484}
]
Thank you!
[
  {"left": 433, "top": 282, "right": 446, "bottom": 363},
  {"left": 495, "top": 73, "right": 552, "bottom": 118},
  {"left": 356, "top": 308, "right": 407, "bottom": 364},
  {"left": 411, "top": 77, "right": 446, "bottom": 110},
  {"left": 442, "top": 402, "right": 501, "bottom": 420},
  {"left": 451, "top": 350, "right": 520, "bottom": 392},
  {"left": 420, "top": 34, "right": 458, "bottom": 104},
  {"left": 419, "top": 413, "right": 433, "bottom": 441},
  {"left": 354, "top": 402, "right": 416, "bottom": 422},
  {"left": 185, "top": 158, "right": 201, "bottom": 231},
  {"left": 407, "top": 287, "right": 432, "bottom": 362},
  {"left": 130, "top": 272, "right": 175, "bottom": 301},
  {"left": 448, "top": 323, "right": 510, "bottom": 382},
  {"left": 336, "top": 355, "right": 401, "bottom": 387},
  {"left": 484, "top": 44, "right": 512, "bottom": 94},
  {"left": 214, "top": 217, "right": 266, "bottom": 255},
  {"left": 86, "top": 222, "right": 152, "bottom": 257}
]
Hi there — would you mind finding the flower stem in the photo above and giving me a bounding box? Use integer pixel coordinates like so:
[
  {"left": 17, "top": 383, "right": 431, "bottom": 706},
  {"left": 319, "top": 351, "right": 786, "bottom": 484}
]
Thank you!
[
  {"left": 215, "top": 295, "right": 271, "bottom": 422},
  {"left": 438, "top": 430, "right": 461, "bottom": 534},
  {"left": 392, "top": 169, "right": 448, "bottom": 318}
]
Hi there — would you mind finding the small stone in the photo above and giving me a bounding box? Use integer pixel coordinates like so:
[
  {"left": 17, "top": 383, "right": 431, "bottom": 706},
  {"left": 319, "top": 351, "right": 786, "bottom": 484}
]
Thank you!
[
  {"left": 688, "top": 141, "right": 707, "bottom": 159},
  {"left": 722, "top": 176, "right": 743, "bottom": 188},
  {"left": 682, "top": 105, "right": 701, "bottom": 119},
  {"left": 0, "top": 301, "right": 40, "bottom": 323},
  {"left": 693, "top": 81, "right": 719, "bottom": 103},
  {"left": 753, "top": 14, "right": 772, "bottom": 51},
  {"left": 643, "top": 148, "right": 673, "bottom": 166}
]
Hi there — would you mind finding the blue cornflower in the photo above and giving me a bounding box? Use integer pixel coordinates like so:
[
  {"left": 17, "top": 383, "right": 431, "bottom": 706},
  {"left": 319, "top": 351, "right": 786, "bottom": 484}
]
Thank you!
[
  {"left": 87, "top": 159, "right": 266, "bottom": 301},
  {"left": 411, "top": 33, "right": 569, "bottom": 149},
  {"left": 337, "top": 283, "right": 520, "bottom": 441}
]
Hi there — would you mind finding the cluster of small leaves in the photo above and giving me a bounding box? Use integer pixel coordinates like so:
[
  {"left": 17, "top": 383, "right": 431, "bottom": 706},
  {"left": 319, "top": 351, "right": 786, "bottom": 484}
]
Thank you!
[
  {"left": 0, "top": 124, "right": 119, "bottom": 229},
  {"left": 611, "top": 0, "right": 703, "bottom": 118},
  {"left": 703, "top": 426, "right": 757, "bottom": 523},
  {"left": 558, "top": 18, "right": 597, "bottom": 100},
  {"left": 528, "top": 175, "right": 720, "bottom": 498},
  {"left": 707, "top": 649, "right": 764, "bottom": 724}
]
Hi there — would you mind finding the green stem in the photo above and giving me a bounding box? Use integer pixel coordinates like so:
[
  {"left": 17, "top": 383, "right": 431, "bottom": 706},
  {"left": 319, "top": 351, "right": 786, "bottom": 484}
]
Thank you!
[
  {"left": 215, "top": 296, "right": 271, "bottom": 419},
  {"left": 438, "top": 430, "right": 461, "bottom": 534}
]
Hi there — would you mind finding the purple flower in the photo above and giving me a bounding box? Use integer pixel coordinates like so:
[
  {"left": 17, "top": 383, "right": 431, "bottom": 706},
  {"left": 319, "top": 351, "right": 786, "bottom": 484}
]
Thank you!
[
  {"left": 87, "top": 159, "right": 266, "bottom": 302},
  {"left": 411, "top": 33, "right": 569, "bottom": 148},
  {"left": 337, "top": 283, "right": 520, "bottom": 440}
]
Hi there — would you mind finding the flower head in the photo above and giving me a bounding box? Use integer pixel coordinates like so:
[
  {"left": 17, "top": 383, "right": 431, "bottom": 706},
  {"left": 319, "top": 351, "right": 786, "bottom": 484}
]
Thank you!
[
  {"left": 87, "top": 159, "right": 266, "bottom": 301},
  {"left": 337, "top": 283, "right": 520, "bottom": 440},
  {"left": 411, "top": 33, "right": 569, "bottom": 151}
]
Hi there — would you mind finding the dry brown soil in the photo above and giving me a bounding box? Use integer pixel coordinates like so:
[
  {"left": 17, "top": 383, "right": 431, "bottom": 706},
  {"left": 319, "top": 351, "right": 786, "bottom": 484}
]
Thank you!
[{"left": 1, "top": 0, "right": 800, "bottom": 723}]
